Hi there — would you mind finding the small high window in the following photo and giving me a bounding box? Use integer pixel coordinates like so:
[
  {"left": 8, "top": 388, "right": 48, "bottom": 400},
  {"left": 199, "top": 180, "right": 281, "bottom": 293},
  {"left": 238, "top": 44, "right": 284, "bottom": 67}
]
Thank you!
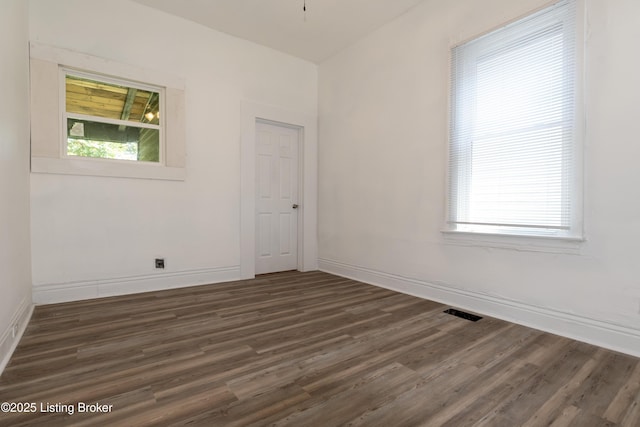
[{"left": 63, "top": 70, "right": 164, "bottom": 163}]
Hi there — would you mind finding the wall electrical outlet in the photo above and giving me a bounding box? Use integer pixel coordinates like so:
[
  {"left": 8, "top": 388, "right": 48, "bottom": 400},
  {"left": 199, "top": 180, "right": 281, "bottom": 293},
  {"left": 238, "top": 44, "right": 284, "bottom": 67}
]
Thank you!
[{"left": 155, "top": 258, "right": 165, "bottom": 269}]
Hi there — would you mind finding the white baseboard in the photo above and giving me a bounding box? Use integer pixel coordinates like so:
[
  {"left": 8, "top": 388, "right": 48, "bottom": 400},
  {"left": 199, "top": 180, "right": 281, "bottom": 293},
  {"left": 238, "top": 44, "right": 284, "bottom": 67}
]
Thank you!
[
  {"left": 32, "top": 266, "right": 242, "bottom": 304},
  {"left": 0, "top": 297, "right": 34, "bottom": 375},
  {"left": 319, "top": 258, "right": 640, "bottom": 358}
]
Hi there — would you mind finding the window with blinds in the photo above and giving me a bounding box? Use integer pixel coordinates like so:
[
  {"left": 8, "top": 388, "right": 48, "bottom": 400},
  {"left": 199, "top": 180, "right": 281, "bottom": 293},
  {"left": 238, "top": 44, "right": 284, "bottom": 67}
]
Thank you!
[{"left": 448, "top": 0, "right": 580, "bottom": 238}]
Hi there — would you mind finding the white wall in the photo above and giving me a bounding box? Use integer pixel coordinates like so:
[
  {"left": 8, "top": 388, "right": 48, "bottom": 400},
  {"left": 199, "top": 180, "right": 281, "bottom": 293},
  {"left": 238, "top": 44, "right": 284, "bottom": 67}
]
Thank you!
[
  {"left": 318, "top": 0, "right": 640, "bottom": 356},
  {"left": 29, "top": 0, "right": 317, "bottom": 302},
  {"left": 0, "top": 0, "right": 33, "bottom": 371}
]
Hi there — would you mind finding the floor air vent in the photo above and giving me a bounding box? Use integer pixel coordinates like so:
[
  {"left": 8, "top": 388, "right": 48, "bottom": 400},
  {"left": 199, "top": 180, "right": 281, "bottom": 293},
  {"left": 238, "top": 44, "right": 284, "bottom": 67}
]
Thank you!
[{"left": 444, "top": 308, "right": 482, "bottom": 322}]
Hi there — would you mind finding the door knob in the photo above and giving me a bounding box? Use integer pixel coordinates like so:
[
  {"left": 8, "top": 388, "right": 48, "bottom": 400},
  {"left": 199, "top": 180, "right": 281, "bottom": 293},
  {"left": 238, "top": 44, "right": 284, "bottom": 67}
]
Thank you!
[{"left": 292, "top": 204, "right": 299, "bottom": 209}]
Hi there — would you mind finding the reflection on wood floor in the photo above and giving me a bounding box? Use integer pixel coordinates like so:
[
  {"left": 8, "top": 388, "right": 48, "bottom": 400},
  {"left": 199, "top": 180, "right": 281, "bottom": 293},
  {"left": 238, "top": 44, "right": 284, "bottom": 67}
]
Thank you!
[{"left": 1, "top": 270, "right": 638, "bottom": 426}]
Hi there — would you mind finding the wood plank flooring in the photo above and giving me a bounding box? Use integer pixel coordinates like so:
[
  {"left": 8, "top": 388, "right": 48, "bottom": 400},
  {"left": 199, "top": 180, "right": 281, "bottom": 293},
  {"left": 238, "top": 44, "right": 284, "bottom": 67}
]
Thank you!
[{"left": 0, "top": 270, "right": 638, "bottom": 426}]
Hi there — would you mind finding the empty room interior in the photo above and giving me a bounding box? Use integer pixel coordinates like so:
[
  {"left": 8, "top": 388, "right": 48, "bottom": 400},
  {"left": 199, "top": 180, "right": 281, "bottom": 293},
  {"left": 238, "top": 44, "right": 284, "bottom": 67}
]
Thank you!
[{"left": 1, "top": 0, "right": 640, "bottom": 425}]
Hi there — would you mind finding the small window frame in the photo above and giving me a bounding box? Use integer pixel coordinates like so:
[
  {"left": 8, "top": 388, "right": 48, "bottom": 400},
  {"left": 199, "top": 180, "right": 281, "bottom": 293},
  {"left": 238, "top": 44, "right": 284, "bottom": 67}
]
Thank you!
[
  {"left": 60, "top": 67, "right": 166, "bottom": 165},
  {"left": 30, "top": 42, "right": 186, "bottom": 181}
]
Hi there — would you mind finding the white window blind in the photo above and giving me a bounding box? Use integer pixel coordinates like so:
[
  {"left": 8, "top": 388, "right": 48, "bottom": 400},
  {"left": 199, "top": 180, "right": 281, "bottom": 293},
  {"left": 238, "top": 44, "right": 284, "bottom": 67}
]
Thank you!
[{"left": 448, "top": 0, "right": 579, "bottom": 237}]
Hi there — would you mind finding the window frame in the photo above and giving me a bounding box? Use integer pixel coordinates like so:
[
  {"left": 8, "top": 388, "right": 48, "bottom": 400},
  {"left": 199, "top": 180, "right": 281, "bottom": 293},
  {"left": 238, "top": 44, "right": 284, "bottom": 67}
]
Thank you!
[
  {"left": 60, "top": 67, "right": 166, "bottom": 165},
  {"left": 29, "top": 42, "right": 186, "bottom": 181},
  {"left": 445, "top": 0, "right": 584, "bottom": 243}
]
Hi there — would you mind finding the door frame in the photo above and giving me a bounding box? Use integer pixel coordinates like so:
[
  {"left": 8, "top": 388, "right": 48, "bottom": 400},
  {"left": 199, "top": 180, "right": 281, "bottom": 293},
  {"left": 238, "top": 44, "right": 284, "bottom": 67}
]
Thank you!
[{"left": 240, "top": 100, "right": 318, "bottom": 279}]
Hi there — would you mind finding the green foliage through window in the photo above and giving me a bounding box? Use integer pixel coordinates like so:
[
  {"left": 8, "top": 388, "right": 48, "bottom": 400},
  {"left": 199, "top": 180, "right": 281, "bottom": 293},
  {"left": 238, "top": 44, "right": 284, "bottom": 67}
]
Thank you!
[{"left": 67, "top": 139, "right": 138, "bottom": 161}]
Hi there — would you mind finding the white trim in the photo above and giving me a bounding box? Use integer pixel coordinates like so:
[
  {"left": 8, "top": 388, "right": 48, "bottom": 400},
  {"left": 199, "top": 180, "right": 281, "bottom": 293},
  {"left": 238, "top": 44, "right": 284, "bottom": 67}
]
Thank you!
[
  {"left": 64, "top": 67, "right": 166, "bottom": 94},
  {"left": 66, "top": 112, "right": 162, "bottom": 131},
  {"left": 448, "top": 0, "right": 564, "bottom": 48},
  {"left": 0, "top": 298, "right": 34, "bottom": 375},
  {"left": 442, "top": 229, "right": 584, "bottom": 254},
  {"left": 30, "top": 42, "right": 185, "bottom": 90},
  {"left": 319, "top": 258, "right": 640, "bottom": 358},
  {"left": 31, "top": 156, "right": 186, "bottom": 181},
  {"left": 240, "top": 101, "right": 318, "bottom": 279},
  {"left": 32, "top": 266, "right": 241, "bottom": 304}
]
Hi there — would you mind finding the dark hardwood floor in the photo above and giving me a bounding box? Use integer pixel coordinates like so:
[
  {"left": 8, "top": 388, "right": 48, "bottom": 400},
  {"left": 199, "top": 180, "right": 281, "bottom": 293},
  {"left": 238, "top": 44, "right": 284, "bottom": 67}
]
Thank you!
[{"left": 0, "top": 271, "right": 638, "bottom": 426}]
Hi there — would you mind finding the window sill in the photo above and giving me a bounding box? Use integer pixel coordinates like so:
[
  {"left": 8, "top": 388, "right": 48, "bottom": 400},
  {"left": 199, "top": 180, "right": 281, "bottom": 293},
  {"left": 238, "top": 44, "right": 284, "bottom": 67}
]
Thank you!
[
  {"left": 31, "top": 156, "right": 186, "bottom": 181},
  {"left": 441, "top": 228, "right": 584, "bottom": 254}
]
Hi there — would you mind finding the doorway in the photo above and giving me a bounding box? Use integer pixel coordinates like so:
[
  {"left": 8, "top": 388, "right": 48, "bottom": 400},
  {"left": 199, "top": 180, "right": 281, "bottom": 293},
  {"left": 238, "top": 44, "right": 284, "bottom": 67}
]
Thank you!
[{"left": 255, "top": 120, "right": 300, "bottom": 274}]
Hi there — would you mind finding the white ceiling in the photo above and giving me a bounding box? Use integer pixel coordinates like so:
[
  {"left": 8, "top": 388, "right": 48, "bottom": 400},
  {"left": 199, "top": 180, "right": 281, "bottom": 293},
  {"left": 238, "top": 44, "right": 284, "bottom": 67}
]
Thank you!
[{"left": 132, "top": 0, "right": 426, "bottom": 63}]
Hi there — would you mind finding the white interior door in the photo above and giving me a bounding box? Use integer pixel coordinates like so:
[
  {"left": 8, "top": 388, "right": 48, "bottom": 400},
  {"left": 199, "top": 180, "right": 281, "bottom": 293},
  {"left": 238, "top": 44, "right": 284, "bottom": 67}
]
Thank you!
[{"left": 255, "top": 121, "right": 299, "bottom": 274}]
